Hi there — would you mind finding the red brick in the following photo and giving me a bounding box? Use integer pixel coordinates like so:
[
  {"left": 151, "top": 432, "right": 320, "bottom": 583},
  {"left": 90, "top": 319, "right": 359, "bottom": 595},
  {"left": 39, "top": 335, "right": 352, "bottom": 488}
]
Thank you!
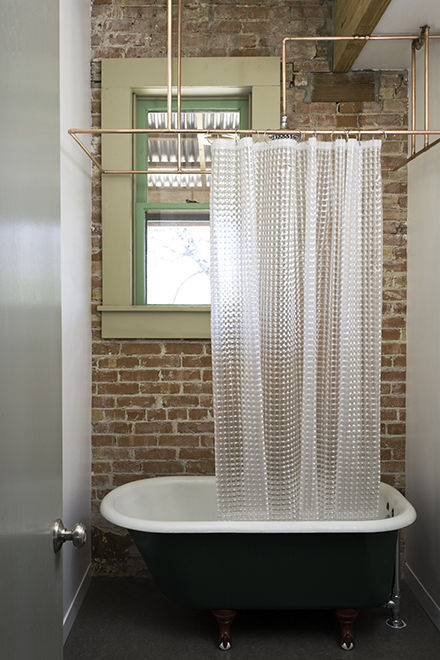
[
  {"left": 113, "top": 474, "right": 147, "bottom": 487},
  {"left": 92, "top": 474, "right": 110, "bottom": 487},
  {"left": 182, "top": 355, "right": 212, "bottom": 368},
  {"left": 382, "top": 342, "right": 406, "bottom": 355},
  {"left": 117, "top": 435, "right": 158, "bottom": 447},
  {"left": 381, "top": 461, "right": 405, "bottom": 473},
  {"left": 188, "top": 409, "right": 210, "bottom": 420},
  {"left": 92, "top": 434, "right": 116, "bottom": 447},
  {"left": 134, "top": 421, "right": 173, "bottom": 435},
  {"left": 92, "top": 396, "right": 116, "bottom": 408},
  {"left": 92, "top": 343, "right": 120, "bottom": 355},
  {"left": 201, "top": 434, "right": 215, "bottom": 447},
  {"left": 92, "top": 421, "right": 132, "bottom": 435},
  {"left": 97, "top": 383, "right": 139, "bottom": 395},
  {"left": 382, "top": 316, "right": 405, "bottom": 328},
  {"left": 167, "top": 408, "right": 188, "bottom": 420},
  {"left": 113, "top": 460, "right": 143, "bottom": 473},
  {"left": 140, "top": 382, "right": 181, "bottom": 394},
  {"left": 382, "top": 329, "right": 401, "bottom": 341},
  {"left": 164, "top": 342, "right": 204, "bottom": 355},
  {"left": 139, "top": 355, "right": 181, "bottom": 368},
  {"left": 116, "top": 396, "right": 155, "bottom": 408},
  {"left": 179, "top": 448, "right": 214, "bottom": 460},
  {"left": 381, "top": 410, "right": 397, "bottom": 421},
  {"left": 186, "top": 460, "right": 215, "bottom": 474},
  {"left": 183, "top": 382, "right": 213, "bottom": 394},
  {"left": 104, "top": 409, "right": 125, "bottom": 421},
  {"left": 142, "top": 462, "right": 184, "bottom": 475},
  {"left": 94, "top": 447, "right": 132, "bottom": 460},
  {"left": 381, "top": 370, "right": 406, "bottom": 382},
  {"left": 385, "top": 423, "right": 405, "bottom": 436},
  {"left": 100, "top": 357, "right": 139, "bottom": 369},
  {"left": 92, "top": 461, "right": 111, "bottom": 474},
  {"left": 119, "top": 369, "right": 160, "bottom": 382},
  {"left": 161, "top": 369, "right": 201, "bottom": 381},
  {"left": 163, "top": 395, "right": 199, "bottom": 408},
  {"left": 381, "top": 396, "right": 406, "bottom": 408},
  {"left": 134, "top": 448, "right": 176, "bottom": 460},
  {"left": 158, "top": 435, "right": 199, "bottom": 447},
  {"left": 177, "top": 421, "right": 215, "bottom": 434},
  {"left": 146, "top": 409, "right": 166, "bottom": 421},
  {"left": 120, "top": 342, "right": 161, "bottom": 355}
]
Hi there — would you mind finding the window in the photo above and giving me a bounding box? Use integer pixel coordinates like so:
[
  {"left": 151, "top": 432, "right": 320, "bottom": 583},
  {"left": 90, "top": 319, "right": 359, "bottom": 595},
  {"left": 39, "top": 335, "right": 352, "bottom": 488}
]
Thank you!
[
  {"left": 99, "top": 57, "right": 280, "bottom": 338},
  {"left": 135, "top": 98, "right": 249, "bottom": 305}
]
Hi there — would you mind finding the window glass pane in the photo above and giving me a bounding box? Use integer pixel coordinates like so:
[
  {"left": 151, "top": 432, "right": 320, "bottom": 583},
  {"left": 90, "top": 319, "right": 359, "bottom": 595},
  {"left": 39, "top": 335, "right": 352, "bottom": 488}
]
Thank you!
[
  {"left": 138, "top": 101, "right": 247, "bottom": 305},
  {"left": 146, "top": 110, "right": 239, "bottom": 204},
  {"left": 146, "top": 211, "right": 210, "bottom": 305}
]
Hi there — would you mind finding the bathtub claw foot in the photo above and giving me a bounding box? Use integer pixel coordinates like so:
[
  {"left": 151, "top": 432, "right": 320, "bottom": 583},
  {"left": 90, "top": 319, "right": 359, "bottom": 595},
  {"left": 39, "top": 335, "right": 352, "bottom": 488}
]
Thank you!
[
  {"left": 212, "top": 609, "right": 236, "bottom": 651},
  {"left": 334, "top": 608, "right": 359, "bottom": 650}
]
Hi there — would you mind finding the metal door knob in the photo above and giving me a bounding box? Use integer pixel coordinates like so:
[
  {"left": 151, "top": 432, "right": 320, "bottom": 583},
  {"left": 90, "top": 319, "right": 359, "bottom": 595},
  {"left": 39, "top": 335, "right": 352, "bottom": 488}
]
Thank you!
[{"left": 53, "top": 519, "right": 87, "bottom": 553}]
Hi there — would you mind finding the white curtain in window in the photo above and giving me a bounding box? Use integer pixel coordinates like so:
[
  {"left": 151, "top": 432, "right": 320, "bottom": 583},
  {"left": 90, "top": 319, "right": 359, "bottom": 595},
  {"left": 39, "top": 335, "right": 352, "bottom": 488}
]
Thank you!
[{"left": 210, "top": 137, "right": 382, "bottom": 521}]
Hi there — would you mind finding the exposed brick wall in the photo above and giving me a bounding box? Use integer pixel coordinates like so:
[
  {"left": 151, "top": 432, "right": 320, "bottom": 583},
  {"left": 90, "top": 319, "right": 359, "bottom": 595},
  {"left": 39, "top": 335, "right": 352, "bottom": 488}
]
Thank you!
[{"left": 90, "top": 0, "right": 407, "bottom": 576}]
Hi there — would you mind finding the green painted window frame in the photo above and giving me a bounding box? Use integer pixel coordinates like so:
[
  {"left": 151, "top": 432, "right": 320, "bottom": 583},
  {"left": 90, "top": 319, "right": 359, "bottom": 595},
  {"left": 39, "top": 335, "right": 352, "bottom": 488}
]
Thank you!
[
  {"left": 134, "top": 97, "right": 249, "bottom": 305},
  {"left": 99, "top": 57, "right": 280, "bottom": 339}
]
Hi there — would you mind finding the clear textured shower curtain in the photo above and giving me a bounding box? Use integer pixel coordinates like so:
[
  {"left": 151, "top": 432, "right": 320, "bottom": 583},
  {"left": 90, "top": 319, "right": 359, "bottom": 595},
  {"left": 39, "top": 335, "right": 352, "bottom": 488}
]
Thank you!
[{"left": 210, "top": 137, "right": 382, "bottom": 521}]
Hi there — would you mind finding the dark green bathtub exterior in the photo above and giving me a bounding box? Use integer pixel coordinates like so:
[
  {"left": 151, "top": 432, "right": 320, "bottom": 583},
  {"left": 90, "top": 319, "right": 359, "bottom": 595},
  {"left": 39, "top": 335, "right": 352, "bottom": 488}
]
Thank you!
[{"left": 129, "top": 529, "right": 397, "bottom": 611}]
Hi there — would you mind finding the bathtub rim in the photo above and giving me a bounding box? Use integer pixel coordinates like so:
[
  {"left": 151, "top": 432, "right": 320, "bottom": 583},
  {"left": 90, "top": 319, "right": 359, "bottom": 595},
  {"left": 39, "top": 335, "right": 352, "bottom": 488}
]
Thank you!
[{"left": 100, "top": 476, "right": 416, "bottom": 534}]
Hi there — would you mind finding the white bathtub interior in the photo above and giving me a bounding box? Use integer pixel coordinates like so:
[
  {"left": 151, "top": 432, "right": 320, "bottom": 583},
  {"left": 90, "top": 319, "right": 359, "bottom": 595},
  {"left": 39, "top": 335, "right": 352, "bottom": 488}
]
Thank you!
[{"left": 101, "top": 476, "right": 416, "bottom": 534}]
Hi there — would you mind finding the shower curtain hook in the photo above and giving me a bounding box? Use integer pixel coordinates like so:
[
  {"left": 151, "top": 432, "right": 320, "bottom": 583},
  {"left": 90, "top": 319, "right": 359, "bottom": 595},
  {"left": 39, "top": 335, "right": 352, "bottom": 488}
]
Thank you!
[
  {"left": 264, "top": 130, "right": 271, "bottom": 144},
  {"left": 234, "top": 129, "right": 240, "bottom": 145},
  {"left": 381, "top": 130, "right": 387, "bottom": 142}
]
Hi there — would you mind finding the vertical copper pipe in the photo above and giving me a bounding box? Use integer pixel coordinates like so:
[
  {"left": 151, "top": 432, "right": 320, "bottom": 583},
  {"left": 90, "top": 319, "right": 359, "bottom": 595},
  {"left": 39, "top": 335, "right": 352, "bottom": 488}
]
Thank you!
[
  {"left": 281, "top": 38, "right": 288, "bottom": 128},
  {"left": 177, "top": 0, "right": 182, "bottom": 126},
  {"left": 411, "top": 41, "right": 416, "bottom": 155},
  {"left": 167, "top": 0, "right": 173, "bottom": 130},
  {"left": 177, "top": 0, "right": 182, "bottom": 172},
  {"left": 424, "top": 25, "right": 430, "bottom": 148}
]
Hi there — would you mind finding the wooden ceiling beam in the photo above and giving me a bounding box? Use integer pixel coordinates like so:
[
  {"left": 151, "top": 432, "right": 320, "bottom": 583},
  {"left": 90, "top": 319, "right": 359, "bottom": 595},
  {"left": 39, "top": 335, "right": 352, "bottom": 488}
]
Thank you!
[{"left": 333, "top": 0, "right": 393, "bottom": 72}]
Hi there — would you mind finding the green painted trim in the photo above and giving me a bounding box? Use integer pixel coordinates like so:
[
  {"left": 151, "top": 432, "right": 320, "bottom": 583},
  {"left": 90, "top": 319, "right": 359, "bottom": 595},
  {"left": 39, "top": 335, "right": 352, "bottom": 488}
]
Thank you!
[
  {"left": 142, "top": 203, "right": 210, "bottom": 210},
  {"left": 135, "top": 97, "right": 248, "bottom": 305},
  {"left": 98, "top": 305, "right": 210, "bottom": 312},
  {"left": 100, "top": 308, "right": 211, "bottom": 339},
  {"left": 134, "top": 203, "right": 146, "bottom": 305},
  {"left": 101, "top": 57, "right": 280, "bottom": 338}
]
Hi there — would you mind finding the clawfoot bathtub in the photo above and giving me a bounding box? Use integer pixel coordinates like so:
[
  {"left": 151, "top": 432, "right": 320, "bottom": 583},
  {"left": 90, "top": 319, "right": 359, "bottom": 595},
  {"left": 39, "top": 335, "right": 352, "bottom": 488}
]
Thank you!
[{"left": 101, "top": 476, "right": 416, "bottom": 651}]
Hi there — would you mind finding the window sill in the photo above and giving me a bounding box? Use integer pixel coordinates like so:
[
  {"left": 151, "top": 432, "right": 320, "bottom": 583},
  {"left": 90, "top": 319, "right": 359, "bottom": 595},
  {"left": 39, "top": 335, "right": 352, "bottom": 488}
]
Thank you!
[{"left": 98, "top": 305, "right": 211, "bottom": 339}]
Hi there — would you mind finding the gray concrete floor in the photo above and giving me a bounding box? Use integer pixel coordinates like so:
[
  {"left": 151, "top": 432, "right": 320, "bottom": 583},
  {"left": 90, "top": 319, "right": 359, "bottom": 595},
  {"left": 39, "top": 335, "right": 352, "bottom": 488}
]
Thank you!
[{"left": 64, "top": 578, "right": 439, "bottom": 659}]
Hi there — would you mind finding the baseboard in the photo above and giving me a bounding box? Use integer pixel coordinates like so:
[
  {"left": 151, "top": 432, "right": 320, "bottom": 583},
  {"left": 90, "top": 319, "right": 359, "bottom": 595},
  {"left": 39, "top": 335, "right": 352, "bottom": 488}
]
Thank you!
[
  {"left": 405, "top": 563, "right": 440, "bottom": 631},
  {"left": 63, "top": 564, "right": 92, "bottom": 644}
]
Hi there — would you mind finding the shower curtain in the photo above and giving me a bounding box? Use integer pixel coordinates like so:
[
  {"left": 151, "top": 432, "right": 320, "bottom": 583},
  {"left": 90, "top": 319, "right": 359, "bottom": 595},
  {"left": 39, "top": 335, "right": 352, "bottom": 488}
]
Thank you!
[{"left": 210, "top": 137, "right": 382, "bottom": 522}]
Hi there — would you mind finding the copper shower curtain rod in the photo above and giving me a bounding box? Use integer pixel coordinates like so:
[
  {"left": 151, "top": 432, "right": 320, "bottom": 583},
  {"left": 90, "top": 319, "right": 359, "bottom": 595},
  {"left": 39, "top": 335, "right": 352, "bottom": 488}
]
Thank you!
[{"left": 69, "top": 0, "right": 440, "bottom": 174}]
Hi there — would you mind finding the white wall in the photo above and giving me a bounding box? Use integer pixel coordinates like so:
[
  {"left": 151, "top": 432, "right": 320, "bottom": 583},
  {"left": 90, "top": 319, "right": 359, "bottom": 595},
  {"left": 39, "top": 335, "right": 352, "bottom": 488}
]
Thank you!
[
  {"left": 60, "top": 0, "right": 92, "bottom": 642},
  {"left": 405, "top": 37, "right": 440, "bottom": 630}
]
